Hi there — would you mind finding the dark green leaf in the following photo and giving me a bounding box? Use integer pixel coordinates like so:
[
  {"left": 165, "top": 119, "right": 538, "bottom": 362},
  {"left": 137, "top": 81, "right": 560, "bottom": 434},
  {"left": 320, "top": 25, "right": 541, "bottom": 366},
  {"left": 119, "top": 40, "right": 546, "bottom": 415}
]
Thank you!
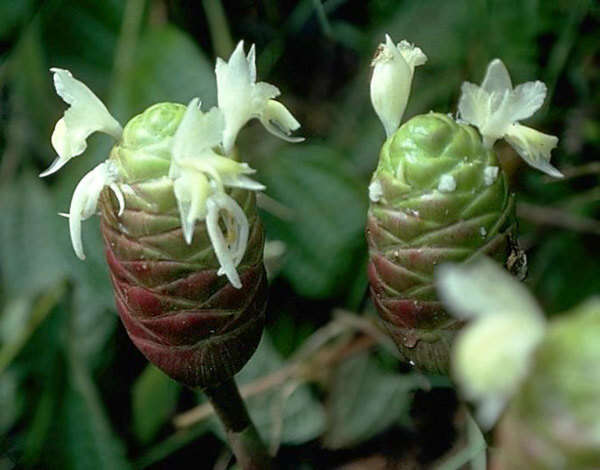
[
  {"left": 324, "top": 353, "right": 422, "bottom": 449},
  {"left": 260, "top": 145, "right": 368, "bottom": 298},
  {"left": 132, "top": 365, "right": 181, "bottom": 445}
]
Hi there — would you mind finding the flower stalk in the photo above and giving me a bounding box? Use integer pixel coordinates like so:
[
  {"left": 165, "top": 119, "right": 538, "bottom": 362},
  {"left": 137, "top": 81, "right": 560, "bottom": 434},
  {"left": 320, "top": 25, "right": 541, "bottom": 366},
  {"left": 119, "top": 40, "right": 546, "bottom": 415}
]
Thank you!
[{"left": 203, "top": 379, "right": 273, "bottom": 470}]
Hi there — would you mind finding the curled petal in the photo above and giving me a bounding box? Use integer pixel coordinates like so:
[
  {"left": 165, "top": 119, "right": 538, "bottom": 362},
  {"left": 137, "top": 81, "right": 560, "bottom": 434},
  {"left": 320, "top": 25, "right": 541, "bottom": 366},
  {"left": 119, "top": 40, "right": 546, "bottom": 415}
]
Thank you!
[
  {"left": 259, "top": 100, "right": 304, "bottom": 143},
  {"left": 370, "top": 34, "right": 427, "bottom": 137},
  {"left": 205, "top": 193, "right": 250, "bottom": 288},
  {"left": 42, "top": 68, "right": 122, "bottom": 177},
  {"left": 68, "top": 160, "right": 123, "bottom": 259},
  {"left": 505, "top": 123, "right": 562, "bottom": 177}
]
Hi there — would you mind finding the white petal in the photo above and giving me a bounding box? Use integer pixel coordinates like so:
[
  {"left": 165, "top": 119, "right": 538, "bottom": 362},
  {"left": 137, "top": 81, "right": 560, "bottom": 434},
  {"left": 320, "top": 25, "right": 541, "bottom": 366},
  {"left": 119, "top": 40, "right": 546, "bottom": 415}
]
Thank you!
[
  {"left": 505, "top": 123, "right": 562, "bottom": 177},
  {"left": 507, "top": 80, "right": 547, "bottom": 122},
  {"left": 206, "top": 195, "right": 248, "bottom": 288},
  {"left": 370, "top": 34, "right": 426, "bottom": 137},
  {"left": 259, "top": 100, "right": 304, "bottom": 143},
  {"left": 480, "top": 59, "right": 512, "bottom": 94},
  {"left": 397, "top": 40, "right": 428, "bottom": 71},
  {"left": 173, "top": 171, "right": 210, "bottom": 244},
  {"left": 453, "top": 310, "right": 545, "bottom": 429},
  {"left": 436, "top": 257, "right": 543, "bottom": 320},
  {"left": 172, "top": 98, "right": 224, "bottom": 162},
  {"left": 43, "top": 68, "right": 122, "bottom": 177},
  {"left": 68, "top": 160, "right": 121, "bottom": 260},
  {"left": 457, "top": 82, "right": 492, "bottom": 132},
  {"left": 221, "top": 174, "right": 266, "bottom": 191}
]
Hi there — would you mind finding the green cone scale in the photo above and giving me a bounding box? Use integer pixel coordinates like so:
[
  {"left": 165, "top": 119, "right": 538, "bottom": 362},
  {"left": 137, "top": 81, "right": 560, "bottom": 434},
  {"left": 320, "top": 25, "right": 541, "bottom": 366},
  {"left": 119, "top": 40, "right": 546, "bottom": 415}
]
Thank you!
[
  {"left": 367, "top": 113, "right": 517, "bottom": 373},
  {"left": 99, "top": 103, "right": 267, "bottom": 388},
  {"left": 493, "top": 300, "right": 600, "bottom": 469}
]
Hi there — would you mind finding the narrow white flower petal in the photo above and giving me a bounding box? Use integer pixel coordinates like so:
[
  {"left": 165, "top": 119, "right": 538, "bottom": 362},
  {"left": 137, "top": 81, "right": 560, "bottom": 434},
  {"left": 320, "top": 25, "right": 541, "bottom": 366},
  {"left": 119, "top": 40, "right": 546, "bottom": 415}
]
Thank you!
[
  {"left": 68, "top": 160, "right": 121, "bottom": 260},
  {"left": 205, "top": 196, "right": 243, "bottom": 288},
  {"left": 505, "top": 123, "right": 562, "bottom": 177},
  {"left": 173, "top": 171, "right": 210, "bottom": 244},
  {"left": 221, "top": 175, "right": 266, "bottom": 191},
  {"left": 370, "top": 34, "right": 427, "bottom": 138},
  {"left": 109, "top": 183, "right": 125, "bottom": 216},
  {"left": 259, "top": 100, "right": 304, "bottom": 143},
  {"left": 172, "top": 98, "right": 224, "bottom": 163},
  {"left": 480, "top": 59, "right": 512, "bottom": 94},
  {"left": 43, "top": 68, "right": 122, "bottom": 177}
]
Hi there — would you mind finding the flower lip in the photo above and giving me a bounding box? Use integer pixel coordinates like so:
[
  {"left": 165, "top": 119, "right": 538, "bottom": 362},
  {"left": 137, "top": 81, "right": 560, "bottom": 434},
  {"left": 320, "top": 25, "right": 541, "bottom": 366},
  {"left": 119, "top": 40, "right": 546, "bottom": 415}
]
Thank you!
[
  {"left": 458, "top": 59, "right": 562, "bottom": 177},
  {"left": 67, "top": 160, "right": 124, "bottom": 260},
  {"left": 42, "top": 68, "right": 122, "bottom": 177}
]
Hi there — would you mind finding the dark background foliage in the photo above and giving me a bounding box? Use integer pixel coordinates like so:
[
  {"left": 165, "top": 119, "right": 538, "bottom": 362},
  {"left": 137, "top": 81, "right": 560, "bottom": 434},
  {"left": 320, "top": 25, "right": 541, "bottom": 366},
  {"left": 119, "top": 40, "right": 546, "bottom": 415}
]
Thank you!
[{"left": 0, "top": 0, "right": 598, "bottom": 468}]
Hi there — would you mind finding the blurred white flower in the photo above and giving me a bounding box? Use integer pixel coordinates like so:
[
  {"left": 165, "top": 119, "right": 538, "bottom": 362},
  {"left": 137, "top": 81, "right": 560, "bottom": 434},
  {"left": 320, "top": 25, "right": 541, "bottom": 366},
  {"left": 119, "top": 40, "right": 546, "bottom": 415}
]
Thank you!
[
  {"left": 216, "top": 41, "right": 303, "bottom": 154},
  {"left": 458, "top": 59, "right": 562, "bottom": 177},
  {"left": 370, "top": 34, "right": 427, "bottom": 138},
  {"left": 436, "top": 257, "right": 546, "bottom": 429},
  {"left": 170, "top": 98, "right": 266, "bottom": 288},
  {"left": 66, "top": 160, "right": 124, "bottom": 260},
  {"left": 42, "top": 68, "right": 122, "bottom": 177}
]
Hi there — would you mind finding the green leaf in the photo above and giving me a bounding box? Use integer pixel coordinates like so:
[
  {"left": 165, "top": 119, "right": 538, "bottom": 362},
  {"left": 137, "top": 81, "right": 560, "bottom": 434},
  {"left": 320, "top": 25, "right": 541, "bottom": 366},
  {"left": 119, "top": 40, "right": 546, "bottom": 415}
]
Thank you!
[
  {"left": 210, "top": 334, "right": 326, "bottom": 446},
  {"left": 0, "top": 368, "right": 25, "bottom": 434},
  {"left": 132, "top": 365, "right": 181, "bottom": 445},
  {"left": 49, "top": 370, "right": 131, "bottom": 470},
  {"left": 260, "top": 145, "right": 368, "bottom": 298},
  {"left": 0, "top": 174, "right": 69, "bottom": 299},
  {"left": 324, "top": 353, "right": 422, "bottom": 449}
]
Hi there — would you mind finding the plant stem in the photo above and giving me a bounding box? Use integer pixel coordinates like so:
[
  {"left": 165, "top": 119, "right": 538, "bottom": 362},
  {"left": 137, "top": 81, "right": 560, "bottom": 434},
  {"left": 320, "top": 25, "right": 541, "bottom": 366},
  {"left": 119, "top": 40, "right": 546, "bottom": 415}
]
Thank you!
[
  {"left": 202, "top": 0, "right": 234, "bottom": 58},
  {"left": 203, "top": 378, "right": 273, "bottom": 470}
]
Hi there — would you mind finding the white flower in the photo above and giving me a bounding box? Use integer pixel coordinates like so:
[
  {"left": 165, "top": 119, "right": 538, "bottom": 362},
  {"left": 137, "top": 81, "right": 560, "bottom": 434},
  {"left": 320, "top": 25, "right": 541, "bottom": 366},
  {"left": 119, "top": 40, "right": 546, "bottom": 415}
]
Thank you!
[
  {"left": 436, "top": 257, "right": 546, "bottom": 429},
  {"left": 216, "top": 41, "right": 303, "bottom": 154},
  {"left": 170, "top": 99, "right": 266, "bottom": 288},
  {"left": 370, "top": 34, "right": 427, "bottom": 138},
  {"left": 66, "top": 160, "right": 124, "bottom": 260},
  {"left": 42, "top": 68, "right": 122, "bottom": 177},
  {"left": 458, "top": 59, "right": 562, "bottom": 177}
]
